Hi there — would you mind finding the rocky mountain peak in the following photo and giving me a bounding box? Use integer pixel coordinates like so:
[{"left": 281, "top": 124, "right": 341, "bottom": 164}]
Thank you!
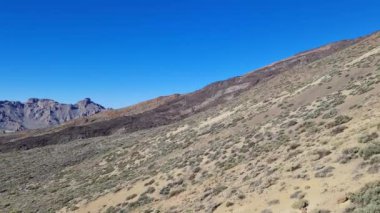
[
  {"left": 0, "top": 98, "right": 105, "bottom": 131},
  {"left": 77, "top": 97, "right": 92, "bottom": 105}
]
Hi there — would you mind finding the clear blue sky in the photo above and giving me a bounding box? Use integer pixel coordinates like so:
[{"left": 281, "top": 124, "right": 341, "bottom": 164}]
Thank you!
[{"left": 0, "top": 0, "right": 379, "bottom": 108}]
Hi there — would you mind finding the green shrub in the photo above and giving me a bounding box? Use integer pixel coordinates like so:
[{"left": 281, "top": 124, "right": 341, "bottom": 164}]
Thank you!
[
  {"left": 305, "top": 109, "right": 322, "bottom": 119},
  {"left": 358, "top": 133, "right": 379, "bottom": 143},
  {"left": 226, "top": 201, "right": 234, "bottom": 207},
  {"left": 267, "top": 199, "right": 280, "bottom": 205},
  {"left": 291, "top": 199, "right": 309, "bottom": 209},
  {"left": 286, "top": 120, "right": 298, "bottom": 127},
  {"left": 322, "top": 109, "right": 338, "bottom": 119},
  {"left": 315, "top": 166, "right": 335, "bottom": 178},
  {"left": 349, "top": 181, "right": 380, "bottom": 213},
  {"left": 128, "top": 194, "right": 153, "bottom": 209},
  {"left": 143, "top": 187, "right": 155, "bottom": 195},
  {"left": 331, "top": 126, "right": 348, "bottom": 135},
  {"left": 359, "top": 144, "right": 380, "bottom": 160},
  {"left": 105, "top": 206, "right": 119, "bottom": 213},
  {"left": 126, "top": 194, "right": 138, "bottom": 200},
  {"left": 326, "top": 115, "right": 352, "bottom": 129},
  {"left": 169, "top": 188, "right": 185, "bottom": 197},
  {"left": 339, "top": 147, "right": 360, "bottom": 164},
  {"left": 212, "top": 185, "right": 228, "bottom": 196},
  {"left": 310, "top": 209, "right": 331, "bottom": 213}
]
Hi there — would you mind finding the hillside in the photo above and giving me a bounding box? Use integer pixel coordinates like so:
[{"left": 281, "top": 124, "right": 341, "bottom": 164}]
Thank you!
[
  {"left": 1, "top": 31, "right": 380, "bottom": 213},
  {"left": 0, "top": 35, "right": 361, "bottom": 152}
]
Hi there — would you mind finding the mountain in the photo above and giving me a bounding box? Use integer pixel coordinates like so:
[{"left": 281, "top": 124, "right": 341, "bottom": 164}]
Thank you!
[
  {"left": 0, "top": 98, "right": 105, "bottom": 132},
  {"left": 0, "top": 36, "right": 362, "bottom": 152},
  {"left": 0, "top": 31, "right": 380, "bottom": 213}
]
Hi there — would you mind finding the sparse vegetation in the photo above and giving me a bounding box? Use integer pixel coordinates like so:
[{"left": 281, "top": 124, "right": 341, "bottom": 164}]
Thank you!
[
  {"left": 322, "top": 109, "right": 338, "bottom": 119},
  {"left": 359, "top": 144, "right": 380, "bottom": 160},
  {"left": 128, "top": 195, "right": 154, "bottom": 209},
  {"left": 338, "top": 147, "right": 360, "bottom": 164},
  {"left": 358, "top": 132, "right": 379, "bottom": 143},
  {"left": 348, "top": 181, "right": 380, "bottom": 213},
  {"left": 315, "top": 166, "right": 335, "bottom": 178},
  {"left": 291, "top": 199, "right": 309, "bottom": 209},
  {"left": 325, "top": 115, "right": 352, "bottom": 129},
  {"left": 1, "top": 31, "right": 380, "bottom": 213}
]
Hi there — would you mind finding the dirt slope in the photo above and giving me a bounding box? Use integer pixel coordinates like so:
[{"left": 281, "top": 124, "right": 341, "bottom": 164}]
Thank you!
[
  {"left": 0, "top": 31, "right": 380, "bottom": 213},
  {"left": 0, "top": 35, "right": 363, "bottom": 152}
]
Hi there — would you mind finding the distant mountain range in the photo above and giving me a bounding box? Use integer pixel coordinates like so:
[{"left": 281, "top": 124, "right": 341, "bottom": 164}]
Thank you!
[{"left": 0, "top": 98, "right": 105, "bottom": 132}]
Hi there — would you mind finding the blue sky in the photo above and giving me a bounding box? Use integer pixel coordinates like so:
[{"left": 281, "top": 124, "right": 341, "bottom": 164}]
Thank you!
[{"left": 0, "top": 0, "right": 379, "bottom": 108}]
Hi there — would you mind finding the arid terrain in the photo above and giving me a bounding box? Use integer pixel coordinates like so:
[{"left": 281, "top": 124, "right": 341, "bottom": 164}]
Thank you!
[{"left": 1, "top": 31, "right": 380, "bottom": 213}]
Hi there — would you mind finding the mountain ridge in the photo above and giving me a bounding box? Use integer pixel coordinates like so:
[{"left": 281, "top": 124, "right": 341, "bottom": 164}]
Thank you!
[
  {"left": 0, "top": 98, "right": 105, "bottom": 132},
  {"left": 1, "top": 30, "right": 380, "bottom": 213},
  {"left": 0, "top": 32, "right": 371, "bottom": 152}
]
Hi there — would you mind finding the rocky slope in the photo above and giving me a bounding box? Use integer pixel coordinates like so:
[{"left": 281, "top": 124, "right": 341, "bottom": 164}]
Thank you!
[
  {"left": 0, "top": 98, "right": 105, "bottom": 132},
  {"left": 0, "top": 34, "right": 364, "bottom": 152},
  {"left": 0, "top": 31, "right": 380, "bottom": 213},
  {"left": 65, "top": 94, "right": 182, "bottom": 126}
]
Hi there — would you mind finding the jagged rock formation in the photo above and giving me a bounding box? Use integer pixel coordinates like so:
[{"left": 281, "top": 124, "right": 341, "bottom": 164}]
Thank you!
[{"left": 0, "top": 98, "right": 105, "bottom": 131}]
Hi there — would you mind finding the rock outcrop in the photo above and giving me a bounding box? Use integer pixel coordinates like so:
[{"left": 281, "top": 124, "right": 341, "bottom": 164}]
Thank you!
[{"left": 0, "top": 98, "right": 105, "bottom": 131}]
